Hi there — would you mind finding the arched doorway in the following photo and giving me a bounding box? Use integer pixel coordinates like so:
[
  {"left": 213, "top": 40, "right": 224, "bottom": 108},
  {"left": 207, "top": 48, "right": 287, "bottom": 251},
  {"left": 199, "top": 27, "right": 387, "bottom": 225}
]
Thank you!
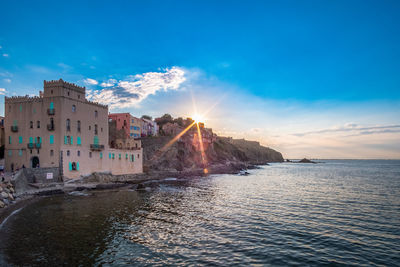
[{"left": 31, "top": 156, "right": 40, "bottom": 168}]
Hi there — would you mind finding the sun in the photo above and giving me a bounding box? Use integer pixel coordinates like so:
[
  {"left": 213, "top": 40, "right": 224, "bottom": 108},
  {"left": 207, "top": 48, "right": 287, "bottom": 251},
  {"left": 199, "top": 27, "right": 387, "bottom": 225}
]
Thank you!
[{"left": 192, "top": 114, "right": 205, "bottom": 123}]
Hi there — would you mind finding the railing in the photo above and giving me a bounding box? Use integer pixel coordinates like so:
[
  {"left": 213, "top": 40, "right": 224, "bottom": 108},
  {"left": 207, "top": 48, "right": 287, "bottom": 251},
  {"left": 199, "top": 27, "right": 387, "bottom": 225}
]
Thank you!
[
  {"left": 35, "top": 143, "right": 41, "bottom": 149},
  {"left": 47, "top": 124, "right": 55, "bottom": 131},
  {"left": 27, "top": 143, "right": 41, "bottom": 149},
  {"left": 47, "top": 108, "right": 55, "bottom": 115},
  {"left": 27, "top": 143, "right": 34, "bottom": 149},
  {"left": 90, "top": 144, "right": 105, "bottom": 151},
  {"left": 11, "top": 125, "right": 18, "bottom": 132}
]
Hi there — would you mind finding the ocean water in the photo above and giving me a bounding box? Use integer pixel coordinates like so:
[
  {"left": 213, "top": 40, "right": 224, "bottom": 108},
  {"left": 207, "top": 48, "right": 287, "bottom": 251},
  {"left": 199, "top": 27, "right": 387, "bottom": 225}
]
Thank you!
[{"left": 0, "top": 160, "right": 399, "bottom": 266}]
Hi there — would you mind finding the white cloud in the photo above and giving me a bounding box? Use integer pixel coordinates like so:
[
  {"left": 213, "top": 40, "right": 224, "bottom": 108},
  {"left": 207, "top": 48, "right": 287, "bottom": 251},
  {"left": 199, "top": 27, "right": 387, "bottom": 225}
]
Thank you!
[
  {"left": 87, "top": 67, "right": 186, "bottom": 109},
  {"left": 0, "top": 88, "right": 7, "bottom": 95},
  {"left": 83, "top": 78, "right": 98, "bottom": 85},
  {"left": 100, "top": 79, "right": 117, "bottom": 87},
  {"left": 3, "top": 78, "right": 11, "bottom": 83},
  {"left": 3, "top": 53, "right": 9, "bottom": 57}
]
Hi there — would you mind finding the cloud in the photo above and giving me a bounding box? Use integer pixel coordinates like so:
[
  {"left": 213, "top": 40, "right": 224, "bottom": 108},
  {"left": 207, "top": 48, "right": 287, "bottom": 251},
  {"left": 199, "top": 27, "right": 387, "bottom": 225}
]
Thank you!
[
  {"left": 0, "top": 88, "right": 7, "bottom": 95},
  {"left": 100, "top": 79, "right": 117, "bottom": 87},
  {"left": 57, "top": 62, "right": 72, "bottom": 69},
  {"left": 83, "top": 78, "right": 98, "bottom": 85},
  {"left": 3, "top": 78, "right": 11, "bottom": 83},
  {"left": 87, "top": 67, "right": 186, "bottom": 109},
  {"left": 2, "top": 53, "right": 9, "bottom": 57},
  {"left": 292, "top": 124, "right": 400, "bottom": 137}
]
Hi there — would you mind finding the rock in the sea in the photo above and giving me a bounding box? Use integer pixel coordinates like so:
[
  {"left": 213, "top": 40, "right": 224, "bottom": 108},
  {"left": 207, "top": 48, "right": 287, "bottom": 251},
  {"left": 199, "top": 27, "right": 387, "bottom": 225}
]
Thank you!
[
  {"left": 299, "top": 158, "right": 316, "bottom": 164},
  {"left": 8, "top": 193, "right": 14, "bottom": 201},
  {"left": 1, "top": 191, "right": 8, "bottom": 199},
  {"left": 0, "top": 200, "right": 5, "bottom": 208}
]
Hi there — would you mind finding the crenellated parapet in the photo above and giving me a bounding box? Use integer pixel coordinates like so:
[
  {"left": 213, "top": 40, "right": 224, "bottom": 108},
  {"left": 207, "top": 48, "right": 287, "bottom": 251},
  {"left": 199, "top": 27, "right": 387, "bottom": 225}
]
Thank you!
[
  {"left": 85, "top": 99, "right": 108, "bottom": 109},
  {"left": 44, "top": 78, "right": 85, "bottom": 93},
  {"left": 5, "top": 95, "right": 43, "bottom": 103}
]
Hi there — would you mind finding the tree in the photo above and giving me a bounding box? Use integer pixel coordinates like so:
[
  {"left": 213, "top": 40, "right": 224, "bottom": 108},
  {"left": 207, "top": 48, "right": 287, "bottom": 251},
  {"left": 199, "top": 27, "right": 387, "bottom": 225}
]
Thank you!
[{"left": 141, "top": 115, "right": 152, "bottom": 121}]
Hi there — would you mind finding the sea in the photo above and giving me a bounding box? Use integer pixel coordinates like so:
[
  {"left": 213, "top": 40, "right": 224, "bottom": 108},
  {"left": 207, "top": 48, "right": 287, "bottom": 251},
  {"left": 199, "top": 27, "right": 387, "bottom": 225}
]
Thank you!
[{"left": 0, "top": 160, "right": 399, "bottom": 266}]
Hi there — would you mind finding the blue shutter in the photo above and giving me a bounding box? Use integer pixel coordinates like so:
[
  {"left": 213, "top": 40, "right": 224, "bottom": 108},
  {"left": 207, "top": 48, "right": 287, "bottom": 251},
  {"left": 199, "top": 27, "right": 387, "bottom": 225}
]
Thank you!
[
  {"left": 64, "top": 136, "right": 67, "bottom": 144},
  {"left": 50, "top": 135, "right": 54, "bottom": 144},
  {"left": 19, "top": 136, "right": 23, "bottom": 144},
  {"left": 69, "top": 162, "right": 72, "bottom": 171},
  {"left": 77, "top": 162, "right": 80, "bottom": 171},
  {"left": 50, "top": 102, "right": 54, "bottom": 109},
  {"left": 29, "top": 137, "right": 33, "bottom": 143},
  {"left": 100, "top": 152, "right": 103, "bottom": 159},
  {"left": 39, "top": 137, "right": 42, "bottom": 143},
  {"left": 70, "top": 136, "right": 73, "bottom": 145}
]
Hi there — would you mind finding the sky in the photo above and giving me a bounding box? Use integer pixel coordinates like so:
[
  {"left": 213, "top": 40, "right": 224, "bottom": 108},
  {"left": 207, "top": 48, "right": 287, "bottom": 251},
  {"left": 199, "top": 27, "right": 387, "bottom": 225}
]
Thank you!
[{"left": 0, "top": 0, "right": 399, "bottom": 159}]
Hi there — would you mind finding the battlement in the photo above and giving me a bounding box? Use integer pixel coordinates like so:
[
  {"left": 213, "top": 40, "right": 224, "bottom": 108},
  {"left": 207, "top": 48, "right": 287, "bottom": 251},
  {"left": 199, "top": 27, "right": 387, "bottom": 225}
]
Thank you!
[
  {"left": 44, "top": 78, "right": 85, "bottom": 93},
  {"left": 85, "top": 99, "right": 108, "bottom": 109},
  {"left": 5, "top": 95, "right": 43, "bottom": 103}
]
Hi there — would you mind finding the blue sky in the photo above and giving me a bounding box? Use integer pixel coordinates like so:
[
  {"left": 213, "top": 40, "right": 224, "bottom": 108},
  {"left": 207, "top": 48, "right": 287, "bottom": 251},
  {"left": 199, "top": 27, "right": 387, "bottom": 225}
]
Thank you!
[{"left": 1, "top": 0, "right": 399, "bottom": 158}]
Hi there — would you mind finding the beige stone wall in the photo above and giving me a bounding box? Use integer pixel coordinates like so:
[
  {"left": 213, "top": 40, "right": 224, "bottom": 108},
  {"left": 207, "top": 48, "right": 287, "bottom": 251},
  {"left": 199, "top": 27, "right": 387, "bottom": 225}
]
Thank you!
[{"left": 4, "top": 79, "right": 143, "bottom": 178}]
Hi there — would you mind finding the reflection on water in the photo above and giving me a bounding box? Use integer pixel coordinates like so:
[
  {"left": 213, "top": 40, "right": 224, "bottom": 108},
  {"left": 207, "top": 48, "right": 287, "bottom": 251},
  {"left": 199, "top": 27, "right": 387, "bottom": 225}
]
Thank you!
[{"left": 0, "top": 160, "right": 399, "bottom": 266}]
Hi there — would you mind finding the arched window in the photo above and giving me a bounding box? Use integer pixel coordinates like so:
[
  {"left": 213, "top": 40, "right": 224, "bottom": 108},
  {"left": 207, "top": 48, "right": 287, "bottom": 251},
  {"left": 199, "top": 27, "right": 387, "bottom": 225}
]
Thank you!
[
  {"left": 95, "top": 110, "right": 98, "bottom": 118},
  {"left": 72, "top": 162, "right": 77, "bottom": 170},
  {"left": 77, "top": 120, "right": 81, "bottom": 132},
  {"left": 30, "top": 121, "right": 33, "bottom": 129},
  {"left": 66, "top": 119, "right": 70, "bottom": 131},
  {"left": 67, "top": 150, "right": 70, "bottom": 156},
  {"left": 72, "top": 105, "right": 76, "bottom": 112},
  {"left": 50, "top": 118, "right": 54, "bottom": 128},
  {"left": 37, "top": 120, "right": 40, "bottom": 128},
  {"left": 94, "top": 124, "right": 98, "bottom": 135}
]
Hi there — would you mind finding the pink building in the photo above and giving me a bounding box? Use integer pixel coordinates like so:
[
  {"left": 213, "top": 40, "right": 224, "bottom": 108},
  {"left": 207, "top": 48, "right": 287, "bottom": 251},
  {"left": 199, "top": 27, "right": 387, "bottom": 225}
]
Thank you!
[{"left": 108, "top": 113, "right": 141, "bottom": 139}]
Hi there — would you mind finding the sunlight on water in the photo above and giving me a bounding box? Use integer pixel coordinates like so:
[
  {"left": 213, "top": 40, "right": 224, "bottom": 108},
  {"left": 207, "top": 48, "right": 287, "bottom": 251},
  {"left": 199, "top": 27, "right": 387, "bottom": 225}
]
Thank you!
[{"left": 0, "top": 160, "right": 399, "bottom": 266}]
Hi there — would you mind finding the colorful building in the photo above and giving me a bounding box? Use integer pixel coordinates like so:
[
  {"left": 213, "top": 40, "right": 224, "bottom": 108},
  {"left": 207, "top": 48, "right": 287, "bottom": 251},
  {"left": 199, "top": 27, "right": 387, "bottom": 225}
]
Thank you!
[
  {"left": 4, "top": 79, "right": 142, "bottom": 179},
  {"left": 108, "top": 113, "right": 141, "bottom": 139}
]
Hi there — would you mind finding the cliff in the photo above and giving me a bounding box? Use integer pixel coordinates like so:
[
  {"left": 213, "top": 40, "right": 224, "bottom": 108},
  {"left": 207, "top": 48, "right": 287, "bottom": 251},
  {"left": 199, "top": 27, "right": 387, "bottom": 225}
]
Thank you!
[{"left": 141, "top": 134, "right": 283, "bottom": 172}]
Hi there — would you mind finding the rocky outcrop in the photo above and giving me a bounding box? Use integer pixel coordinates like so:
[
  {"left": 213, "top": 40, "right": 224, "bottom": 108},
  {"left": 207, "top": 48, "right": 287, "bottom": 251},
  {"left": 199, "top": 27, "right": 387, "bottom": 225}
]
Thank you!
[
  {"left": 0, "top": 182, "right": 17, "bottom": 209},
  {"left": 141, "top": 133, "right": 283, "bottom": 173}
]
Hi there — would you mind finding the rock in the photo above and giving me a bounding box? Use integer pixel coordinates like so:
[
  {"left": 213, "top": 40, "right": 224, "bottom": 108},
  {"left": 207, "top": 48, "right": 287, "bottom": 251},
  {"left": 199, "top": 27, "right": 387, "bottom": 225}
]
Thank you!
[
  {"left": 36, "top": 189, "right": 64, "bottom": 196},
  {"left": 9, "top": 187, "right": 14, "bottom": 193},
  {"left": 0, "top": 200, "right": 5, "bottom": 208},
  {"left": 2, "top": 199, "right": 9, "bottom": 205},
  {"left": 298, "top": 158, "right": 316, "bottom": 164},
  {"left": 1, "top": 191, "right": 8, "bottom": 199},
  {"left": 8, "top": 193, "right": 14, "bottom": 201}
]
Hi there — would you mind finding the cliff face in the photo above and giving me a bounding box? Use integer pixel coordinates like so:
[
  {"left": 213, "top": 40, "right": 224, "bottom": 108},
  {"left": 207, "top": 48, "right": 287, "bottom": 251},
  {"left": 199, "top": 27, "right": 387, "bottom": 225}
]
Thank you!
[{"left": 141, "top": 134, "right": 283, "bottom": 172}]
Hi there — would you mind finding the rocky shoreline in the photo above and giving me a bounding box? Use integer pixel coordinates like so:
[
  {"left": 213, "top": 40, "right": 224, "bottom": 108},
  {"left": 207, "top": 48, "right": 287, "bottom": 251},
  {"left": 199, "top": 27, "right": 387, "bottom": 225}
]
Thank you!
[{"left": 0, "top": 162, "right": 261, "bottom": 226}]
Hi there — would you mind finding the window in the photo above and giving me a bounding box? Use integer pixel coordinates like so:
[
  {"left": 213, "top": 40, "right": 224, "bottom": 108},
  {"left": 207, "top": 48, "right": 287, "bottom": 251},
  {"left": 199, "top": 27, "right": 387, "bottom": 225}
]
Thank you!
[
  {"left": 50, "top": 135, "right": 54, "bottom": 144},
  {"left": 30, "top": 149, "right": 32, "bottom": 154},
  {"left": 100, "top": 152, "right": 103, "bottom": 159},
  {"left": 89, "top": 152, "right": 92, "bottom": 158},
  {"left": 8, "top": 136, "right": 11, "bottom": 144},
  {"left": 131, "top": 119, "right": 134, "bottom": 123},
  {"left": 18, "top": 149, "right": 22, "bottom": 156},
  {"left": 37, "top": 149, "right": 40, "bottom": 154},
  {"left": 95, "top": 110, "right": 98, "bottom": 118},
  {"left": 89, "top": 125, "right": 91, "bottom": 130},
  {"left": 30, "top": 121, "right": 33, "bottom": 128},
  {"left": 37, "top": 120, "right": 40, "bottom": 128},
  {"left": 112, "top": 153, "right": 115, "bottom": 159},
  {"left": 67, "top": 136, "right": 71, "bottom": 144},
  {"left": 66, "top": 119, "right": 71, "bottom": 131},
  {"left": 71, "top": 162, "right": 76, "bottom": 170},
  {"left": 50, "top": 150, "right": 54, "bottom": 156},
  {"left": 78, "top": 95, "right": 80, "bottom": 99},
  {"left": 67, "top": 91, "right": 70, "bottom": 96},
  {"left": 72, "top": 105, "right": 76, "bottom": 112},
  {"left": 77, "top": 151, "right": 80, "bottom": 157},
  {"left": 119, "top": 154, "right": 121, "bottom": 159},
  {"left": 51, "top": 90, "right": 53, "bottom": 94},
  {"left": 77, "top": 121, "right": 81, "bottom": 132},
  {"left": 8, "top": 150, "right": 12, "bottom": 156},
  {"left": 67, "top": 150, "right": 70, "bottom": 156},
  {"left": 94, "top": 124, "right": 98, "bottom": 135},
  {"left": 50, "top": 118, "right": 54, "bottom": 129},
  {"left": 137, "top": 154, "right": 140, "bottom": 159},
  {"left": 37, "top": 137, "right": 41, "bottom": 143},
  {"left": 101, "top": 127, "right": 103, "bottom": 132},
  {"left": 19, "top": 136, "right": 23, "bottom": 144}
]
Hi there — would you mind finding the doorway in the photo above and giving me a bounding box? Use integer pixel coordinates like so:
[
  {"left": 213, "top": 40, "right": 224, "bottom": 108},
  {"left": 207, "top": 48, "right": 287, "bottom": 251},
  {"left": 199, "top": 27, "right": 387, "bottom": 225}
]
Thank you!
[{"left": 31, "top": 156, "right": 40, "bottom": 168}]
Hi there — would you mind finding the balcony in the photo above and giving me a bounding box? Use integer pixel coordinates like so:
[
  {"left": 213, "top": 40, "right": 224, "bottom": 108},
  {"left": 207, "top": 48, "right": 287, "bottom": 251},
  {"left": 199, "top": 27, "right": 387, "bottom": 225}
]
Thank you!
[
  {"left": 35, "top": 143, "right": 41, "bottom": 149},
  {"left": 11, "top": 125, "right": 18, "bottom": 132},
  {"left": 90, "top": 144, "right": 105, "bottom": 151},
  {"left": 47, "top": 108, "right": 55, "bottom": 115},
  {"left": 47, "top": 124, "right": 55, "bottom": 131},
  {"left": 27, "top": 143, "right": 41, "bottom": 149}
]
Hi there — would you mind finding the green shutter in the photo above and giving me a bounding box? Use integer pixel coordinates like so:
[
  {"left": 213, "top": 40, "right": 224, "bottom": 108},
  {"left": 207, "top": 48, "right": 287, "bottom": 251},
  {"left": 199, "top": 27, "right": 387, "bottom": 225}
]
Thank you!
[
  {"left": 70, "top": 136, "right": 73, "bottom": 145},
  {"left": 9, "top": 136, "right": 12, "bottom": 144},
  {"left": 18, "top": 149, "right": 22, "bottom": 156},
  {"left": 19, "top": 105, "right": 22, "bottom": 112},
  {"left": 50, "top": 135, "right": 54, "bottom": 144},
  {"left": 8, "top": 150, "right": 12, "bottom": 156},
  {"left": 119, "top": 154, "right": 121, "bottom": 159},
  {"left": 39, "top": 137, "right": 42, "bottom": 143},
  {"left": 109, "top": 153, "right": 111, "bottom": 159},
  {"left": 112, "top": 153, "right": 115, "bottom": 159},
  {"left": 77, "top": 162, "right": 80, "bottom": 171},
  {"left": 29, "top": 137, "right": 33, "bottom": 143},
  {"left": 77, "top": 137, "right": 81, "bottom": 145},
  {"left": 100, "top": 152, "right": 103, "bottom": 159},
  {"left": 13, "top": 120, "right": 17, "bottom": 126},
  {"left": 94, "top": 135, "right": 99, "bottom": 145},
  {"left": 69, "top": 162, "right": 72, "bottom": 171},
  {"left": 50, "top": 102, "right": 54, "bottom": 109},
  {"left": 19, "top": 136, "right": 23, "bottom": 144},
  {"left": 64, "top": 136, "right": 67, "bottom": 144},
  {"left": 126, "top": 154, "right": 128, "bottom": 159}
]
